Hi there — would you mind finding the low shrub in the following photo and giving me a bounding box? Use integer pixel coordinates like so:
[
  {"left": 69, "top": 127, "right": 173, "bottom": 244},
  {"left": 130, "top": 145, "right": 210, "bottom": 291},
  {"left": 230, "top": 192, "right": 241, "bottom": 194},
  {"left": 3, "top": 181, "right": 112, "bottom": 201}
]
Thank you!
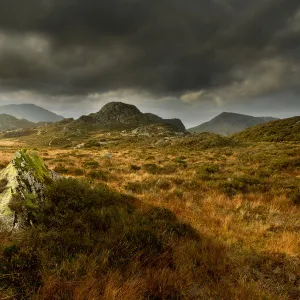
[
  {"left": 69, "top": 168, "right": 85, "bottom": 176},
  {"left": 143, "top": 163, "right": 177, "bottom": 175},
  {"left": 83, "top": 160, "right": 100, "bottom": 168},
  {"left": 125, "top": 182, "right": 144, "bottom": 194},
  {"left": 217, "top": 174, "right": 264, "bottom": 196},
  {"left": 1, "top": 178, "right": 200, "bottom": 298},
  {"left": 146, "top": 207, "right": 177, "bottom": 222},
  {"left": 172, "top": 177, "right": 184, "bottom": 185},
  {"left": 196, "top": 163, "right": 220, "bottom": 180},
  {"left": 0, "top": 244, "right": 41, "bottom": 297},
  {"left": 145, "top": 155, "right": 155, "bottom": 160},
  {"left": 84, "top": 139, "right": 101, "bottom": 148},
  {"left": 130, "top": 164, "right": 141, "bottom": 171},
  {"left": 175, "top": 156, "right": 187, "bottom": 166},
  {"left": 270, "top": 158, "right": 300, "bottom": 171},
  {"left": 290, "top": 190, "right": 300, "bottom": 205},
  {"left": 53, "top": 164, "right": 69, "bottom": 174},
  {"left": 156, "top": 179, "right": 171, "bottom": 190},
  {"left": 88, "top": 169, "right": 109, "bottom": 181}
]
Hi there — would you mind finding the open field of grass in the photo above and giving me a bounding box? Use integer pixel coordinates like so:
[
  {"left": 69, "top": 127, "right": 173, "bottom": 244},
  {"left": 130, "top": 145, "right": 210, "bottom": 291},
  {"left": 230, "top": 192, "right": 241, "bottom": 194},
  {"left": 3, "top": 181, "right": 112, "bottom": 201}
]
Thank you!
[{"left": 1, "top": 137, "right": 300, "bottom": 299}]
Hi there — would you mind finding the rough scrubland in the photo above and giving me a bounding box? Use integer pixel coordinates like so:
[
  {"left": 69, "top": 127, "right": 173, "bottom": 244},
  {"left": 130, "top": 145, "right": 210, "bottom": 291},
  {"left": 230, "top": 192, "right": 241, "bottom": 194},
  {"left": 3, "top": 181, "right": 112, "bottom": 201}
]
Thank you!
[{"left": 0, "top": 136, "right": 300, "bottom": 299}]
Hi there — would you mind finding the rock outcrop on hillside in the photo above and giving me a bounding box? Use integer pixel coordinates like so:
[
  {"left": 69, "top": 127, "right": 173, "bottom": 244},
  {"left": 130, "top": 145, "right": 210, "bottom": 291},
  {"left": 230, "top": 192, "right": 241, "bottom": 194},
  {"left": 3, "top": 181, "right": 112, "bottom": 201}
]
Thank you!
[
  {"left": 76, "top": 102, "right": 186, "bottom": 131},
  {"left": 132, "top": 123, "right": 187, "bottom": 137},
  {"left": 142, "top": 113, "right": 185, "bottom": 131},
  {"left": 0, "top": 150, "right": 57, "bottom": 230}
]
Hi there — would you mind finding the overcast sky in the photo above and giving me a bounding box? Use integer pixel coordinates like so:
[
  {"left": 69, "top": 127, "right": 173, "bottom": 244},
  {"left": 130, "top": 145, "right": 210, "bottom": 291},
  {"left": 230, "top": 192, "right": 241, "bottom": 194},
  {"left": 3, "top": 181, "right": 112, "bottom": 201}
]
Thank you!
[{"left": 0, "top": 0, "right": 299, "bottom": 127}]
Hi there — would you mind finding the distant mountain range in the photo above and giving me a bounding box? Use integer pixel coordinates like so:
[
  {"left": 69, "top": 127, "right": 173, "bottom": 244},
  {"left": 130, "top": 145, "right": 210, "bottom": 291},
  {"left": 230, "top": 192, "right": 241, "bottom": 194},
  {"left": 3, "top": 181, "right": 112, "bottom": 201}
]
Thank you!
[
  {"left": 188, "top": 112, "right": 279, "bottom": 136},
  {"left": 2, "top": 103, "right": 291, "bottom": 143},
  {"left": 0, "top": 102, "right": 186, "bottom": 146},
  {"left": 0, "top": 114, "right": 35, "bottom": 131},
  {"left": 1, "top": 102, "right": 300, "bottom": 145},
  {"left": 0, "top": 104, "right": 64, "bottom": 123},
  {"left": 233, "top": 116, "right": 300, "bottom": 142},
  {"left": 76, "top": 102, "right": 186, "bottom": 131}
]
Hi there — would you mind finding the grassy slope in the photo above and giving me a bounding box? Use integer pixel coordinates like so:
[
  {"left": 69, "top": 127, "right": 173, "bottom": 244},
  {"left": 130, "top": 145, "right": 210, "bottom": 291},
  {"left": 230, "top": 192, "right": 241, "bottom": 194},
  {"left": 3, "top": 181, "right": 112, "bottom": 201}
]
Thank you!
[
  {"left": 0, "top": 136, "right": 300, "bottom": 299},
  {"left": 4, "top": 119, "right": 183, "bottom": 148},
  {"left": 0, "top": 114, "right": 35, "bottom": 131},
  {"left": 233, "top": 116, "right": 300, "bottom": 142}
]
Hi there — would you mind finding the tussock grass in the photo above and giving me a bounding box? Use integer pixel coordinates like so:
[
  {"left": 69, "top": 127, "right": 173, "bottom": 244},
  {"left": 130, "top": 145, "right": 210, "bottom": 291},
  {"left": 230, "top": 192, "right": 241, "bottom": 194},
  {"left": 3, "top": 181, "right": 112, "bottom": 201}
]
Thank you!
[{"left": 0, "top": 139, "right": 300, "bottom": 299}]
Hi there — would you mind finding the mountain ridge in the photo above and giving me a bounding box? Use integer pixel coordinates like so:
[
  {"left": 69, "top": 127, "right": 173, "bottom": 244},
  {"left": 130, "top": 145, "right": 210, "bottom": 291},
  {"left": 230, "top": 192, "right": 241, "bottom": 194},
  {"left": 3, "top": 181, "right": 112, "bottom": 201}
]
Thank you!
[
  {"left": 188, "top": 112, "right": 279, "bottom": 136},
  {"left": 0, "top": 102, "right": 186, "bottom": 147},
  {"left": 233, "top": 116, "right": 300, "bottom": 142},
  {"left": 0, "top": 114, "right": 35, "bottom": 131},
  {"left": 0, "top": 104, "right": 64, "bottom": 123}
]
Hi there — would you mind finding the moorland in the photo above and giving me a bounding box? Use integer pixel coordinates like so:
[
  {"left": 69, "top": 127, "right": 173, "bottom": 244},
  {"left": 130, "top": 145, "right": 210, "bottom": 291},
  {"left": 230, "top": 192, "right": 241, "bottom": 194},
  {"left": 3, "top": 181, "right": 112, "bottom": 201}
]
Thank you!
[{"left": 0, "top": 130, "right": 300, "bottom": 299}]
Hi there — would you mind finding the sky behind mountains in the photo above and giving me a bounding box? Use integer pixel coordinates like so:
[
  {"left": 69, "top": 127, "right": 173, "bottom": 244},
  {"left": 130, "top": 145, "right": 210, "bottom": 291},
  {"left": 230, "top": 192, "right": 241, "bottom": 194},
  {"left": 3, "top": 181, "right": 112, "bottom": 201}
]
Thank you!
[{"left": 0, "top": 0, "right": 299, "bottom": 127}]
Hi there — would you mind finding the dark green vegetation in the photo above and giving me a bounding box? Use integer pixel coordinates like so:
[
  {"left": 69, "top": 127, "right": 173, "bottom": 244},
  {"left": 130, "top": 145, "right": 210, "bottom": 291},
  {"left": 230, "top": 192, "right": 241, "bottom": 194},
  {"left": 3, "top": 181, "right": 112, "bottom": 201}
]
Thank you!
[
  {"left": 0, "top": 178, "right": 210, "bottom": 299},
  {"left": 234, "top": 116, "right": 300, "bottom": 142},
  {"left": 175, "top": 132, "right": 239, "bottom": 150},
  {"left": 188, "top": 112, "right": 278, "bottom": 136}
]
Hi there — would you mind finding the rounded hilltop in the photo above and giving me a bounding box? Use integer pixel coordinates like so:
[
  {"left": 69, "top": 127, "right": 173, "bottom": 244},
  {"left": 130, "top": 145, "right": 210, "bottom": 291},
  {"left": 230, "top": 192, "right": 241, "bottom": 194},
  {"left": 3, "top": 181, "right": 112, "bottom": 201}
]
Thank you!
[
  {"left": 77, "top": 101, "right": 186, "bottom": 131},
  {"left": 100, "top": 102, "right": 142, "bottom": 115},
  {"left": 92, "top": 102, "right": 143, "bottom": 124}
]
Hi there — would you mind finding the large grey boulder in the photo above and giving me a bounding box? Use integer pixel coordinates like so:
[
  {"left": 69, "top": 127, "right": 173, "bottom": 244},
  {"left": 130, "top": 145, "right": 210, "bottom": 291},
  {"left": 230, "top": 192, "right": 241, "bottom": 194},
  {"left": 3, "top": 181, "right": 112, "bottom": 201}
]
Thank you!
[{"left": 0, "top": 149, "right": 57, "bottom": 230}]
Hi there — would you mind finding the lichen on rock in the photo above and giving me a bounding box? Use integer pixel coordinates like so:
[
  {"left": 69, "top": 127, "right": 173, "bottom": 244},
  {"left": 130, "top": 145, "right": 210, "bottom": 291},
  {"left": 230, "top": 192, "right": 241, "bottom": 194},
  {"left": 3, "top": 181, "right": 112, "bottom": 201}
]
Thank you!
[{"left": 0, "top": 149, "right": 57, "bottom": 230}]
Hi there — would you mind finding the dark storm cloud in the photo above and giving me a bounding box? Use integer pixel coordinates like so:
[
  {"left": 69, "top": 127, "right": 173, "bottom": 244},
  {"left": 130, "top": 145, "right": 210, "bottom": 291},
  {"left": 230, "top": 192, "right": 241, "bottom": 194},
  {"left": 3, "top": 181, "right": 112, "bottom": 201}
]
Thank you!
[{"left": 0, "top": 0, "right": 299, "bottom": 97}]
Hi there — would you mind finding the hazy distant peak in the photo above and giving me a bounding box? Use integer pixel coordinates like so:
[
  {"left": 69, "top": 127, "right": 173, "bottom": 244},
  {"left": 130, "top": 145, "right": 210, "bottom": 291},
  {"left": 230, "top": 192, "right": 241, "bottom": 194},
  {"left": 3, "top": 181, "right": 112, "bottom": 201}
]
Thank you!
[
  {"left": 0, "top": 113, "right": 35, "bottom": 131},
  {"left": 188, "top": 112, "right": 279, "bottom": 136},
  {"left": 0, "top": 104, "right": 64, "bottom": 123}
]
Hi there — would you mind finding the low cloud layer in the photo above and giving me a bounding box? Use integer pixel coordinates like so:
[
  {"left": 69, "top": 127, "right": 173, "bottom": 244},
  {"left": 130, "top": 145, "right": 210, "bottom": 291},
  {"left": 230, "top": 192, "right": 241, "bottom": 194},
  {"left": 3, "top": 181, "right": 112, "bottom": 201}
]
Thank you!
[{"left": 0, "top": 0, "right": 299, "bottom": 125}]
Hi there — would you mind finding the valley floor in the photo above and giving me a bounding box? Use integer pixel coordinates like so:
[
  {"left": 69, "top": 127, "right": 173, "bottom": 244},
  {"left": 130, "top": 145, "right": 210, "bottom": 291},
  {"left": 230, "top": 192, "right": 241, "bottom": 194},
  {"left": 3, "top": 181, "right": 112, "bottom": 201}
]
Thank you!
[{"left": 1, "top": 138, "right": 300, "bottom": 299}]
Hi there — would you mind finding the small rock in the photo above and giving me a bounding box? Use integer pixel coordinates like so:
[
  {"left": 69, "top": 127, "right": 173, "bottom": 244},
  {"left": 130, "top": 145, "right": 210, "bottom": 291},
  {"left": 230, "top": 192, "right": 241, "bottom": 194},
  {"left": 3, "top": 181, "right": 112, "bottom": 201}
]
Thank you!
[
  {"left": 103, "top": 153, "right": 112, "bottom": 159},
  {"left": 74, "top": 143, "right": 85, "bottom": 149},
  {"left": 154, "top": 139, "right": 169, "bottom": 147}
]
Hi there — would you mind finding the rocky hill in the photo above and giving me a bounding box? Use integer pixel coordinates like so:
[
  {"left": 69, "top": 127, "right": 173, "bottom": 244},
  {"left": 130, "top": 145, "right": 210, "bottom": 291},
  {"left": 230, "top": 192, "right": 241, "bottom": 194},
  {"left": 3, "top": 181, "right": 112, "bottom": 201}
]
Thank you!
[
  {"left": 188, "top": 112, "right": 278, "bottom": 136},
  {"left": 0, "top": 114, "right": 36, "bottom": 131},
  {"left": 233, "top": 116, "right": 300, "bottom": 142},
  {"left": 0, "top": 104, "right": 64, "bottom": 123},
  {"left": 0, "top": 103, "right": 186, "bottom": 147},
  {"left": 76, "top": 102, "right": 186, "bottom": 131}
]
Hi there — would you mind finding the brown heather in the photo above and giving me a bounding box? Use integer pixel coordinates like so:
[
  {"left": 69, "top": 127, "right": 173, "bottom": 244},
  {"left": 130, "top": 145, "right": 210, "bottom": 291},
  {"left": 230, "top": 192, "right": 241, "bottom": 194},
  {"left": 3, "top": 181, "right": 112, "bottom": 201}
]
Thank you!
[{"left": 0, "top": 137, "right": 300, "bottom": 299}]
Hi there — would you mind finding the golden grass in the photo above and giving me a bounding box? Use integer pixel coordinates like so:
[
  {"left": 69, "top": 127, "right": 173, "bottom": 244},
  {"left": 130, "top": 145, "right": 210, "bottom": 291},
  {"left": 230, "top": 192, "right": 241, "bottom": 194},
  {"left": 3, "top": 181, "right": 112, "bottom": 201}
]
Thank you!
[{"left": 0, "top": 140, "right": 300, "bottom": 299}]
